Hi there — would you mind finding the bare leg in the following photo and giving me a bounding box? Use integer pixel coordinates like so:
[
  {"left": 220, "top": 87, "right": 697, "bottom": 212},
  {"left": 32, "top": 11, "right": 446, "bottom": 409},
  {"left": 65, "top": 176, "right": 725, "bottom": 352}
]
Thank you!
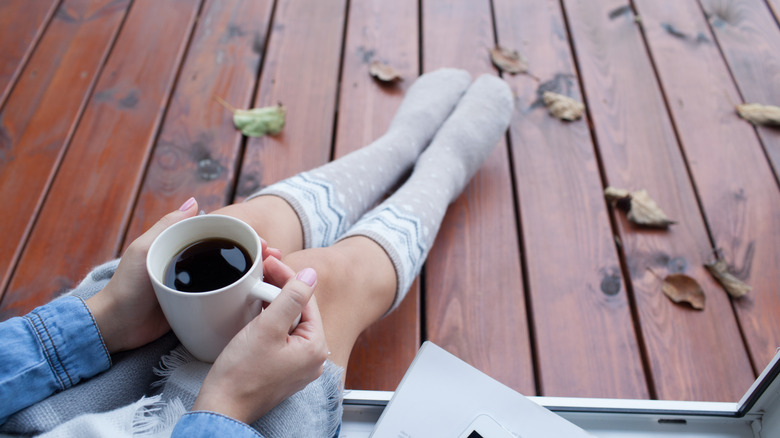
[
  {"left": 279, "top": 237, "right": 396, "bottom": 371},
  {"left": 214, "top": 195, "right": 303, "bottom": 256},
  {"left": 214, "top": 199, "right": 396, "bottom": 373}
]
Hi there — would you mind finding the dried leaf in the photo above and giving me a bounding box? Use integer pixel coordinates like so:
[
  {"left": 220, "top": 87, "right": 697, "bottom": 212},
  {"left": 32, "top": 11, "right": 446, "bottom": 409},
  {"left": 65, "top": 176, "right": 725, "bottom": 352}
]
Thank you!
[
  {"left": 705, "top": 258, "right": 751, "bottom": 298},
  {"left": 605, "top": 187, "right": 676, "bottom": 227},
  {"left": 604, "top": 186, "right": 631, "bottom": 203},
  {"left": 543, "top": 91, "right": 585, "bottom": 121},
  {"left": 232, "top": 105, "right": 286, "bottom": 137},
  {"left": 489, "top": 46, "right": 528, "bottom": 75},
  {"left": 736, "top": 103, "right": 780, "bottom": 126},
  {"left": 215, "top": 96, "right": 286, "bottom": 138},
  {"left": 369, "top": 61, "right": 403, "bottom": 83},
  {"left": 627, "top": 189, "right": 676, "bottom": 228},
  {"left": 662, "top": 273, "right": 705, "bottom": 310}
]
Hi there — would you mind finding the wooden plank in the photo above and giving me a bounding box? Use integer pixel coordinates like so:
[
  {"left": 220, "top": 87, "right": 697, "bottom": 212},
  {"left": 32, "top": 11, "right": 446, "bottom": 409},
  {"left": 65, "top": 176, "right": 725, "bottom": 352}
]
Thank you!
[
  {"left": 0, "top": 0, "right": 201, "bottom": 317},
  {"left": 233, "top": 0, "right": 346, "bottom": 199},
  {"left": 422, "top": 0, "right": 535, "bottom": 395},
  {"left": 335, "top": 0, "right": 420, "bottom": 391},
  {"left": 124, "top": 0, "right": 274, "bottom": 246},
  {"left": 0, "top": 0, "right": 129, "bottom": 296},
  {"left": 561, "top": 0, "right": 754, "bottom": 401},
  {"left": 493, "top": 0, "right": 648, "bottom": 398},
  {"left": 652, "top": 0, "right": 780, "bottom": 374},
  {"left": 700, "top": 0, "right": 780, "bottom": 181},
  {"left": 0, "top": 0, "right": 59, "bottom": 107}
]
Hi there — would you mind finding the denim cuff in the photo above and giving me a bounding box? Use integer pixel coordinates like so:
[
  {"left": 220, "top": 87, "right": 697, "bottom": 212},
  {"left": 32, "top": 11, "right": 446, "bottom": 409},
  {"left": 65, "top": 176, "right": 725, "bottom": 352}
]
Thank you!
[
  {"left": 172, "top": 411, "right": 263, "bottom": 438},
  {"left": 24, "top": 296, "right": 111, "bottom": 390}
]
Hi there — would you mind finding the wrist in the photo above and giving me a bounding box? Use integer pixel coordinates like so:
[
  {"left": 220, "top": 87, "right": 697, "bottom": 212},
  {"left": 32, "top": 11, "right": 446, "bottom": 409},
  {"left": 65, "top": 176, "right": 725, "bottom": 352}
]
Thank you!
[
  {"left": 193, "top": 391, "right": 257, "bottom": 425},
  {"left": 84, "top": 286, "right": 123, "bottom": 353}
]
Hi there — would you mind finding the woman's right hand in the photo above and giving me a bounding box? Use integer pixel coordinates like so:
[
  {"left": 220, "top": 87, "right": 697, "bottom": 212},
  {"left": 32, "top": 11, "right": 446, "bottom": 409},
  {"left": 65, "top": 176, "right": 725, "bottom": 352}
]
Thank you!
[{"left": 192, "top": 261, "right": 328, "bottom": 424}]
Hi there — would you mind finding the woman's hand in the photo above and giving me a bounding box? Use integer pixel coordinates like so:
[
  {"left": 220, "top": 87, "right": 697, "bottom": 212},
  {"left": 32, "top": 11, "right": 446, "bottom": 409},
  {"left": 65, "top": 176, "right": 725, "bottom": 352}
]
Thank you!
[
  {"left": 86, "top": 198, "right": 283, "bottom": 354},
  {"left": 192, "top": 263, "right": 328, "bottom": 425},
  {"left": 85, "top": 198, "right": 199, "bottom": 353}
]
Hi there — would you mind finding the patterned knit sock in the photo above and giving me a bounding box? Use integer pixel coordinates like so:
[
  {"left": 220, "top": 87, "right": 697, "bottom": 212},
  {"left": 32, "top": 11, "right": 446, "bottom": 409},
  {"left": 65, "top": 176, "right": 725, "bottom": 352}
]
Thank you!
[
  {"left": 248, "top": 68, "right": 471, "bottom": 248},
  {"left": 339, "top": 74, "right": 514, "bottom": 313}
]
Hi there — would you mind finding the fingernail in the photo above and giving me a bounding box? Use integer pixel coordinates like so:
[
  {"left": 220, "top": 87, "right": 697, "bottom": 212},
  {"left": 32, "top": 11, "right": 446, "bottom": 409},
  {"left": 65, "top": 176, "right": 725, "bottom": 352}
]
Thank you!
[
  {"left": 296, "top": 268, "right": 317, "bottom": 287},
  {"left": 179, "top": 197, "right": 196, "bottom": 211}
]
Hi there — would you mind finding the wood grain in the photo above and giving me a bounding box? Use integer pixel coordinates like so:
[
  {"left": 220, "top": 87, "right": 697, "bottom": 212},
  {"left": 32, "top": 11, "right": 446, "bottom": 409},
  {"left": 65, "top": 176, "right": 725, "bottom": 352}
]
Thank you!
[
  {"left": 234, "top": 0, "right": 347, "bottom": 199},
  {"left": 0, "top": 0, "right": 58, "bottom": 107},
  {"left": 654, "top": 0, "right": 780, "bottom": 374},
  {"left": 0, "top": 0, "right": 201, "bottom": 317},
  {"left": 334, "top": 0, "right": 420, "bottom": 391},
  {"left": 494, "top": 0, "right": 648, "bottom": 398},
  {"left": 0, "top": 0, "right": 129, "bottom": 297},
  {"left": 422, "top": 0, "right": 535, "bottom": 395},
  {"left": 124, "top": 0, "right": 273, "bottom": 246},
  {"left": 562, "top": 0, "right": 754, "bottom": 401},
  {"left": 699, "top": 0, "right": 780, "bottom": 181}
]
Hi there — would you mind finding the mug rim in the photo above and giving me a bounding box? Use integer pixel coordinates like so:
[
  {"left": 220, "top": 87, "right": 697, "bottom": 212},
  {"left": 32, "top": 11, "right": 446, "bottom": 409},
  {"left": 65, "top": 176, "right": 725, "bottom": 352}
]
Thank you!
[{"left": 146, "top": 214, "right": 262, "bottom": 296}]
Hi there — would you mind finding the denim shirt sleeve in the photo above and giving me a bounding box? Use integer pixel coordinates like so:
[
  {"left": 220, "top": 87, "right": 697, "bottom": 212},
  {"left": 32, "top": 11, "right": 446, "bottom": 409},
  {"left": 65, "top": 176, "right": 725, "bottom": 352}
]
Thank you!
[
  {"left": 172, "top": 411, "right": 265, "bottom": 437},
  {"left": 0, "top": 296, "right": 111, "bottom": 423}
]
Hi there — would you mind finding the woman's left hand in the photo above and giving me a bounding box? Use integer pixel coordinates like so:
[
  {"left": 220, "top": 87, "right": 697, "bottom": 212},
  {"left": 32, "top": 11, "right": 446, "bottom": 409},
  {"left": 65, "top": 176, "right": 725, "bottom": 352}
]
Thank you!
[
  {"left": 85, "top": 198, "right": 282, "bottom": 353},
  {"left": 85, "top": 198, "right": 200, "bottom": 353}
]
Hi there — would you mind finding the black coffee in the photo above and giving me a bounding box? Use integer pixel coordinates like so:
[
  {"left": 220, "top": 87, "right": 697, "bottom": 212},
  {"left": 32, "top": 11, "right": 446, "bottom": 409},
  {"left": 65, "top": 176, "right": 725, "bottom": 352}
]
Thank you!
[{"left": 163, "top": 238, "right": 252, "bottom": 293}]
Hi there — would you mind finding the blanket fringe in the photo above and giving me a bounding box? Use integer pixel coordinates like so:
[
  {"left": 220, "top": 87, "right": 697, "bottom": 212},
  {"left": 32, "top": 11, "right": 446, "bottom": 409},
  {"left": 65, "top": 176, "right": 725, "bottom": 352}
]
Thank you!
[
  {"left": 132, "top": 396, "right": 187, "bottom": 437},
  {"left": 151, "top": 345, "right": 196, "bottom": 388}
]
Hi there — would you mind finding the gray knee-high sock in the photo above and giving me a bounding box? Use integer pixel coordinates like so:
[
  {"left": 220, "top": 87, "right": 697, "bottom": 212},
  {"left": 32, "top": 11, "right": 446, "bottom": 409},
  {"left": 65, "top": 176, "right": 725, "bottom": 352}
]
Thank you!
[
  {"left": 339, "top": 74, "right": 514, "bottom": 313},
  {"left": 248, "top": 68, "right": 471, "bottom": 248}
]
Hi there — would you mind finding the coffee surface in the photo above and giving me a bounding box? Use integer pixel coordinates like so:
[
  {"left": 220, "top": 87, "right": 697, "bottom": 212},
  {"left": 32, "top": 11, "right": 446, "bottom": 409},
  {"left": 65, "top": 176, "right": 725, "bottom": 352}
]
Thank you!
[{"left": 163, "top": 238, "right": 252, "bottom": 292}]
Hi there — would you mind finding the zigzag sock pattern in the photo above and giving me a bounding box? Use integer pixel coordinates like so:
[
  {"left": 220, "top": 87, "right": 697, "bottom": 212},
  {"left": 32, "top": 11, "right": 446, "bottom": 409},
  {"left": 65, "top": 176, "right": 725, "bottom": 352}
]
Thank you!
[
  {"left": 246, "top": 68, "right": 472, "bottom": 248},
  {"left": 340, "top": 74, "right": 514, "bottom": 314}
]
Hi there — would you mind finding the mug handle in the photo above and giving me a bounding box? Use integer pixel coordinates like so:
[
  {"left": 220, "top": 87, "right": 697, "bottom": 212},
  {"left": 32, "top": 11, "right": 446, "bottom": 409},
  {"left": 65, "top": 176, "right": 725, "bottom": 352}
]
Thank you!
[{"left": 249, "top": 281, "right": 302, "bottom": 328}]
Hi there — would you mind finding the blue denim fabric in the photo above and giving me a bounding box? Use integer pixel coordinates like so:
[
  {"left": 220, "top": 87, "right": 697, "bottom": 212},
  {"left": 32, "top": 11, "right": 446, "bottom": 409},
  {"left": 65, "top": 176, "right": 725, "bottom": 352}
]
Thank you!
[
  {"left": 0, "top": 296, "right": 111, "bottom": 424},
  {"left": 172, "top": 411, "right": 265, "bottom": 437}
]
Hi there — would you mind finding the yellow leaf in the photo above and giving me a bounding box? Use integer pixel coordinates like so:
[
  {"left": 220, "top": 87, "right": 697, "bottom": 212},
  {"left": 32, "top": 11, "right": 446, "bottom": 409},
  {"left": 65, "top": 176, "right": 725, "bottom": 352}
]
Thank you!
[
  {"left": 604, "top": 187, "right": 675, "bottom": 228},
  {"left": 369, "top": 61, "right": 403, "bottom": 83},
  {"left": 489, "top": 46, "right": 528, "bottom": 75},
  {"left": 736, "top": 103, "right": 780, "bottom": 126},
  {"left": 543, "top": 91, "right": 585, "bottom": 121},
  {"left": 705, "top": 257, "right": 751, "bottom": 298}
]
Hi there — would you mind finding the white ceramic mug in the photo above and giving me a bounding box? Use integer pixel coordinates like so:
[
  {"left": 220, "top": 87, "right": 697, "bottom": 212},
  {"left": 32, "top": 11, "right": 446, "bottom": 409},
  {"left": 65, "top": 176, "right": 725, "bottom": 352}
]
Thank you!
[{"left": 146, "top": 214, "right": 297, "bottom": 362}]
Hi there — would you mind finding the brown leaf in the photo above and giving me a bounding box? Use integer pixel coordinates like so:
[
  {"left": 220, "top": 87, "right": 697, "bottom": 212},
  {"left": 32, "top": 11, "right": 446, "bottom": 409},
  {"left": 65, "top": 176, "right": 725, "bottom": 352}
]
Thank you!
[
  {"left": 736, "top": 103, "right": 780, "bottom": 126},
  {"left": 662, "top": 274, "right": 705, "bottom": 310},
  {"left": 369, "top": 61, "right": 403, "bottom": 83},
  {"left": 489, "top": 46, "right": 528, "bottom": 75},
  {"left": 604, "top": 186, "right": 631, "bottom": 203},
  {"left": 543, "top": 91, "right": 585, "bottom": 121},
  {"left": 705, "top": 258, "right": 751, "bottom": 298},
  {"left": 627, "top": 189, "right": 676, "bottom": 228},
  {"left": 604, "top": 187, "right": 676, "bottom": 228}
]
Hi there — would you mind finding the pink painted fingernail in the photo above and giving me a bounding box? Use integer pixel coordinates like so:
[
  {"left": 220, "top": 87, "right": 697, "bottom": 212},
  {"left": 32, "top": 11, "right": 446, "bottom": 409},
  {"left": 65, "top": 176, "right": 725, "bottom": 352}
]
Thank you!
[
  {"left": 179, "top": 197, "right": 196, "bottom": 211},
  {"left": 296, "top": 268, "right": 317, "bottom": 287}
]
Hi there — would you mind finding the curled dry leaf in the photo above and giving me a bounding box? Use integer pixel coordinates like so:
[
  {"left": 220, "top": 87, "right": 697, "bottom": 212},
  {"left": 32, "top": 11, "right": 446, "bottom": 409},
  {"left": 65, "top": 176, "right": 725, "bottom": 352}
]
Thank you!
[
  {"left": 662, "top": 273, "right": 705, "bottom": 310},
  {"left": 705, "top": 258, "right": 751, "bottom": 298},
  {"left": 628, "top": 190, "right": 676, "bottom": 227},
  {"left": 489, "top": 46, "right": 528, "bottom": 75},
  {"left": 369, "top": 61, "right": 403, "bottom": 83},
  {"left": 604, "top": 187, "right": 676, "bottom": 228},
  {"left": 736, "top": 103, "right": 780, "bottom": 126},
  {"left": 543, "top": 91, "right": 585, "bottom": 121},
  {"left": 215, "top": 96, "right": 286, "bottom": 138},
  {"left": 604, "top": 186, "right": 630, "bottom": 202}
]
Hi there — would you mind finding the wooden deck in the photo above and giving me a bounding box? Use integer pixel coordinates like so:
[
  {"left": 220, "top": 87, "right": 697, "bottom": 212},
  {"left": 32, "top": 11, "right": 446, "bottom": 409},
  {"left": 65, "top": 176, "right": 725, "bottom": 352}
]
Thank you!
[{"left": 1, "top": 0, "right": 779, "bottom": 403}]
